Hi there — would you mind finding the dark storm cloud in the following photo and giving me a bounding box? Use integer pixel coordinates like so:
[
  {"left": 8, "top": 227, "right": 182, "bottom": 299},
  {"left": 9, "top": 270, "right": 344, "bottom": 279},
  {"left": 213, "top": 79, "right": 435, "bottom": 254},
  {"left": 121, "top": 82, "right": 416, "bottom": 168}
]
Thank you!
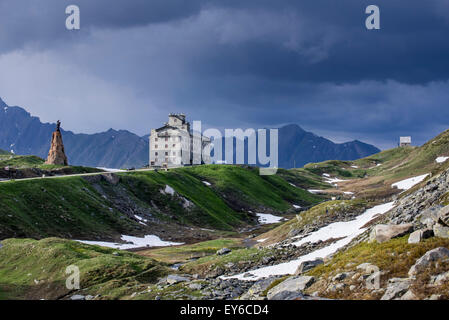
[{"left": 0, "top": 0, "right": 448, "bottom": 149}]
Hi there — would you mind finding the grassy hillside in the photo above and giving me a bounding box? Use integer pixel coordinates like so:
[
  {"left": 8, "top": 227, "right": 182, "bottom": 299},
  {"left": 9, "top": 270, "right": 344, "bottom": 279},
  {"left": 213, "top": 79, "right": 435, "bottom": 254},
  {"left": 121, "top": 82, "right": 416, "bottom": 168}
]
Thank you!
[
  {"left": 139, "top": 238, "right": 244, "bottom": 264},
  {"left": 0, "top": 175, "right": 144, "bottom": 240},
  {"left": 0, "top": 165, "right": 323, "bottom": 241},
  {"left": 299, "top": 129, "right": 449, "bottom": 200},
  {"left": 0, "top": 238, "right": 170, "bottom": 300},
  {"left": 0, "top": 149, "right": 11, "bottom": 156},
  {"left": 0, "top": 155, "right": 45, "bottom": 168},
  {"left": 304, "top": 236, "right": 449, "bottom": 300},
  {"left": 0, "top": 152, "right": 102, "bottom": 178}
]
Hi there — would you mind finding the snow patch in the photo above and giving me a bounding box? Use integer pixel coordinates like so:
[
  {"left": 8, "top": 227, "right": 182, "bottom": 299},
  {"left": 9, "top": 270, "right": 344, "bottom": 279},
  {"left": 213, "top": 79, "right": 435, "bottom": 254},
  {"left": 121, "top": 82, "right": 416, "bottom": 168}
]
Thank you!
[
  {"left": 257, "top": 238, "right": 268, "bottom": 243},
  {"left": 134, "top": 215, "right": 148, "bottom": 222},
  {"left": 322, "top": 173, "right": 330, "bottom": 177},
  {"left": 256, "top": 213, "right": 284, "bottom": 224},
  {"left": 293, "top": 204, "right": 301, "bottom": 209},
  {"left": 224, "top": 202, "right": 395, "bottom": 280},
  {"left": 96, "top": 167, "right": 126, "bottom": 172},
  {"left": 325, "top": 177, "right": 346, "bottom": 184},
  {"left": 202, "top": 181, "right": 211, "bottom": 186},
  {"left": 308, "top": 189, "right": 324, "bottom": 194},
  {"left": 351, "top": 165, "right": 359, "bottom": 169},
  {"left": 391, "top": 174, "right": 429, "bottom": 191},
  {"left": 164, "top": 185, "right": 175, "bottom": 195},
  {"left": 436, "top": 156, "right": 449, "bottom": 164},
  {"left": 77, "top": 234, "right": 183, "bottom": 250}
]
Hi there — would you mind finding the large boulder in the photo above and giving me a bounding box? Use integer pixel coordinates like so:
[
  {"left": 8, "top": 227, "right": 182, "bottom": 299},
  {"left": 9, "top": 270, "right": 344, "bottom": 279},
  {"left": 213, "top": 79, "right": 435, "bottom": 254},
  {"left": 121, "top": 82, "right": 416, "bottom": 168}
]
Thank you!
[
  {"left": 166, "top": 274, "right": 190, "bottom": 284},
  {"left": 295, "top": 258, "right": 324, "bottom": 275},
  {"left": 418, "top": 206, "right": 442, "bottom": 228},
  {"left": 380, "top": 278, "right": 411, "bottom": 300},
  {"left": 433, "top": 224, "right": 449, "bottom": 239},
  {"left": 267, "top": 276, "right": 315, "bottom": 300},
  {"left": 369, "top": 224, "right": 414, "bottom": 243},
  {"left": 408, "top": 229, "right": 434, "bottom": 244},
  {"left": 239, "top": 277, "right": 280, "bottom": 300},
  {"left": 408, "top": 247, "right": 449, "bottom": 277},
  {"left": 438, "top": 205, "right": 449, "bottom": 226},
  {"left": 216, "top": 248, "right": 231, "bottom": 255}
]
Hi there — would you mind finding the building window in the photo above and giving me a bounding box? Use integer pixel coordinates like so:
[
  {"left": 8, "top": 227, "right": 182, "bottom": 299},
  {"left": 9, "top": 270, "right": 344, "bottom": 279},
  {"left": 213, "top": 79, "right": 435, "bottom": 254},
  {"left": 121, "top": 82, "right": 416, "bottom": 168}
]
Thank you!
[
  {"left": 165, "top": 144, "right": 168, "bottom": 148},
  {"left": 155, "top": 152, "right": 158, "bottom": 156},
  {"left": 165, "top": 152, "right": 168, "bottom": 156},
  {"left": 173, "top": 144, "right": 176, "bottom": 147},
  {"left": 165, "top": 137, "right": 168, "bottom": 141},
  {"left": 173, "top": 152, "right": 176, "bottom": 155},
  {"left": 155, "top": 138, "right": 158, "bottom": 142},
  {"left": 165, "top": 158, "right": 168, "bottom": 162},
  {"left": 155, "top": 145, "right": 158, "bottom": 149}
]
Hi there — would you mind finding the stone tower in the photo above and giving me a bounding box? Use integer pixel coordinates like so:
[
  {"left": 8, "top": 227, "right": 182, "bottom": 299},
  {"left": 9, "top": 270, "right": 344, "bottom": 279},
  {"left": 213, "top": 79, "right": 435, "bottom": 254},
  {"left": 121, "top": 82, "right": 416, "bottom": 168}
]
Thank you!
[{"left": 45, "top": 120, "right": 68, "bottom": 166}]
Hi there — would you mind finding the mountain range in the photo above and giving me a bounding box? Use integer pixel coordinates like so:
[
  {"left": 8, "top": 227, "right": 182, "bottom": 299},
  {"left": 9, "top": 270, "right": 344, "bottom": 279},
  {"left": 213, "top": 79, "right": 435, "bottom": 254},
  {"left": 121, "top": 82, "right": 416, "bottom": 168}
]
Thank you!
[{"left": 0, "top": 98, "right": 380, "bottom": 168}]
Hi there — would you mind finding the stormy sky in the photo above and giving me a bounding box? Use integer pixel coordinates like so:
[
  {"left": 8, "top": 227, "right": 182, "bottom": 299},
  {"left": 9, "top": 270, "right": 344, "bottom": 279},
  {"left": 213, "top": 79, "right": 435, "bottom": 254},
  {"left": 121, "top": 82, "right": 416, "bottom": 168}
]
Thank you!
[{"left": 0, "top": 0, "right": 448, "bottom": 149}]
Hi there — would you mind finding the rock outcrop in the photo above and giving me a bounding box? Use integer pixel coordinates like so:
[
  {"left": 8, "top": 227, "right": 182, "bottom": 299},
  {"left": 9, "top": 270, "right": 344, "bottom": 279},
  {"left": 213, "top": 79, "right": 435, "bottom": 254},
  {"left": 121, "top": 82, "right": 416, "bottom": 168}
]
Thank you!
[
  {"left": 369, "top": 223, "right": 414, "bottom": 243},
  {"left": 45, "top": 121, "right": 68, "bottom": 166},
  {"left": 408, "top": 247, "right": 449, "bottom": 277}
]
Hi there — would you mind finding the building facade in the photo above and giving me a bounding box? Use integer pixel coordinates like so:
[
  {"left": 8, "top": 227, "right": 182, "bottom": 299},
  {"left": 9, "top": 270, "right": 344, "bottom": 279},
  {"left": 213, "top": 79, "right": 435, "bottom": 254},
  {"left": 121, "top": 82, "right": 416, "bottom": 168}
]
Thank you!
[
  {"left": 149, "top": 114, "right": 211, "bottom": 167},
  {"left": 400, "top": 136, "right": 412, "bottom": 147}
]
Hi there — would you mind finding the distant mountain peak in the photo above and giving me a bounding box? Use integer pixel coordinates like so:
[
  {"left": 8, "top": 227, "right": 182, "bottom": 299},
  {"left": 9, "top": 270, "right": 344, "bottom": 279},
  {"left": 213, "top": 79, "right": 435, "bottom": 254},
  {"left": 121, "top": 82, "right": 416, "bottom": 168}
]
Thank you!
[
  {"left": 0, "top": 97, "right": 7, "bottom": 107},
  {"left": 0, "top": 98, "right": 380, "bottom": 169}
]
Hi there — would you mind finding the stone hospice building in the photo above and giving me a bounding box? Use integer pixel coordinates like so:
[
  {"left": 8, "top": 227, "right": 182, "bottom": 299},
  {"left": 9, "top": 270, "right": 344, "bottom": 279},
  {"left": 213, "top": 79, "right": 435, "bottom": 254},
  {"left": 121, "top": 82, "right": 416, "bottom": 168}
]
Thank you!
[{"left": 149, "top": 114, "right": 211, "bottom": 167}]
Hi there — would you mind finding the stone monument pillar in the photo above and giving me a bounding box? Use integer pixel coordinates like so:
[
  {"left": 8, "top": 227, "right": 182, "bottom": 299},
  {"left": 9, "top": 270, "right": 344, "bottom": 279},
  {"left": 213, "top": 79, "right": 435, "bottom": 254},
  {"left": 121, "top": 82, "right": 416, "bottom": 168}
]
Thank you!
[{"left": 45, "top": 120, "right": 68, "bottom": 166}]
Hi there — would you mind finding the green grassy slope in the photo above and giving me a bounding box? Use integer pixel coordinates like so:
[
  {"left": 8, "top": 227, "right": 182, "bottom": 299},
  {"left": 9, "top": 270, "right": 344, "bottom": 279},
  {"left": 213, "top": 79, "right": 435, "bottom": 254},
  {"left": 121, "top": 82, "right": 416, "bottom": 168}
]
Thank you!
[
  {"left": 0, "top": 176, "right": 144, "bottom": 240},
  {"left": 0, "top": 165, "right": 323, "bottom": 240},
  {"left": 0, "top": 152, "right": 102, "bottom": 175},
  {"left": 0, "top": 149, "right": 11, "bottom": 156},
  {"left": 0, "top": 238, "right": 170, "bottom": 300},
  {"left": 0, "top": 155, "right": 44, "bottom": 168},
  {"left": 303, "top": 129, "right": 449, "bottom": 185}
]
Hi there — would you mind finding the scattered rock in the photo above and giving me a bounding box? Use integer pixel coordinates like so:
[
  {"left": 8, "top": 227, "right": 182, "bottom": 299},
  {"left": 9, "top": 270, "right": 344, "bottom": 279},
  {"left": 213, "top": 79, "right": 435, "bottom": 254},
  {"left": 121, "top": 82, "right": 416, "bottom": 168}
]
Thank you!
[
  {"left": 380, "top": 278, "right": 411, "bottom": 300},
  {"left": 188, "top": 283, "right": 204, "bottom": 291},
  {"left": 166, "top": 274, "right": 190, "bottom": 284},
  {"left": 399, "top": 290, "right": 418, "bottom": 300},
  {"left": 408, "top": 247, "right": 449, "bottom": 277},
  {"left": 437, "top": 205, "right": 449, "bottom": 226},
  {"left": 267, "top": 276, "right": 315, "bottom": 300},
  {"left": 433, "top": 223, "right": 449, "bottom": 238},
  {"left": 240, "top": 277, "right": 280, "bottom": 300},
  {"left": 332, "top": 272, "right": 348, "bottom": 282},
  {"left": 356, "top": 263, "right": 378, "bottom": 274},
  {"left": 431, "top": 271, "right": 449, "bottom": 286},
  {"left": 216, "top": 248, "right": 231, "bottom": 255},
  {"left": 294, "top": 258, "right": 324, "bottom": 275},
  {"left": 369, "top": 223, "right": 414, "bottom": 243},
  {"left": 408, "top": 228, "right": 434, "bottom": 244}
]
